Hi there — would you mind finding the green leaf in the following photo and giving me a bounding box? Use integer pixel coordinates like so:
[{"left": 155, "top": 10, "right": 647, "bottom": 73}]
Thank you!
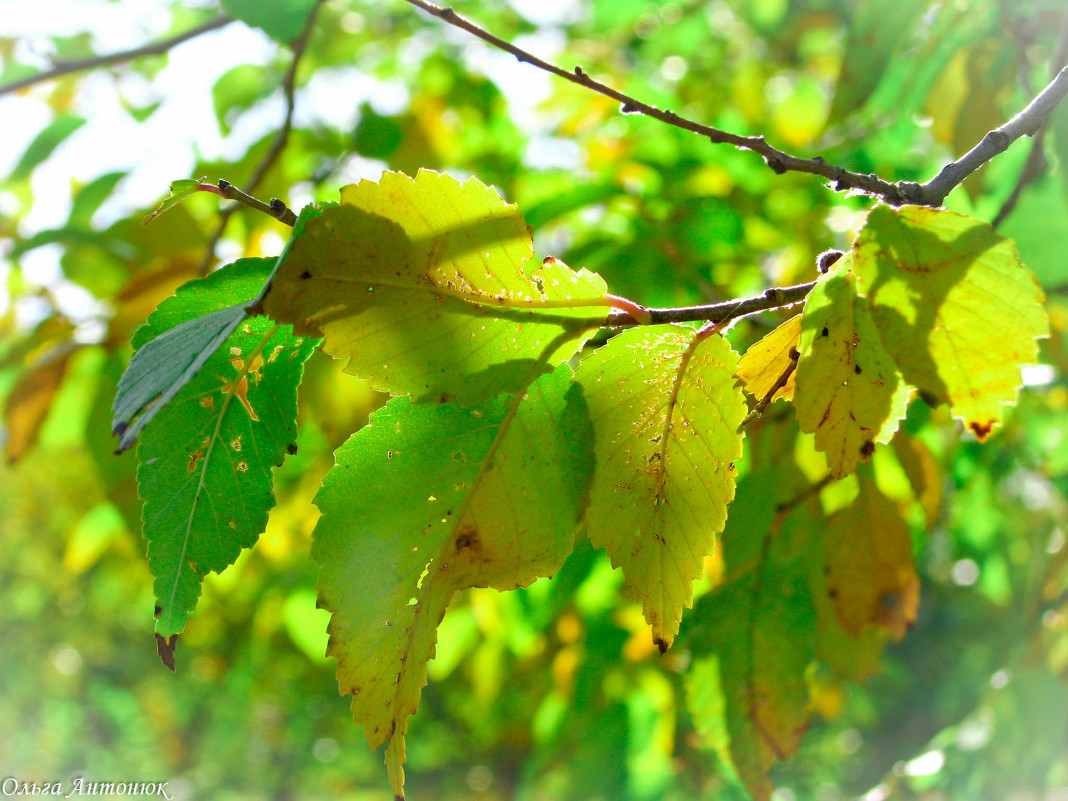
[
  {"left": 9, "top": 116, "right": 86, "bottom": 182},
  {"left": 140, "top": 177, "right": 205, "bottom": 226},
  {"left": 112, "top": 302, "right": 248, "bottom": 451},
  {"left": 794, "top": 256, "right": 911, "bottom": 478},
  {"left": 132, "top": 258, "right": 316, "bottom": 641},
  {"left": 313, "top": 365, "right": 593, "bottom": 800},
  {"left": 828, "top": 0, "right": 929, "bottom": 122},
  {"left": 576, "top": 326, "right": 746, "bottom": 651},
  {"left": 853, "top": 205, "right": 1048, "bottom": 440},
  {"left": 221, "top": 0, "right": 319, "bottom": 43},
  {"left": 69, "top": 171, "right": 127, "bottom": 228},
  {"left": 263, "top": 169, "right": 613, "bottom": 405},
  {"left": 687, "top": 571, "right": 815, "bottom": 801}
]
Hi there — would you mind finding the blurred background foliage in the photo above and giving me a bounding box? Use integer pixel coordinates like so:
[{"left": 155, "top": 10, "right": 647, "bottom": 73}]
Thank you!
[{"left": 2, "top": 0, "right": 1068, "bottom": 799}]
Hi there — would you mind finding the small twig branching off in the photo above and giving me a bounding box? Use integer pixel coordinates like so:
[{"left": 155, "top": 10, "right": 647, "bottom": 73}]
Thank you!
[
  {"left": 993, "top": 7, "right": 1068, "bottom": 229},
  {"left": 403, "top": 0, "right": 1068, "bottom": 209},
  {"left": 0, "top": 15, "right": 233, "bottom": 98},
  {"left": 196, "top": 2, "right": 323, "bottom": 275}
]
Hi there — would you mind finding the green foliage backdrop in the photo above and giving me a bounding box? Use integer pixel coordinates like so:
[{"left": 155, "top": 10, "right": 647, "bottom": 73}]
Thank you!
[{"left": 2, "top": 1, "right": 1068, "bottom": 800}]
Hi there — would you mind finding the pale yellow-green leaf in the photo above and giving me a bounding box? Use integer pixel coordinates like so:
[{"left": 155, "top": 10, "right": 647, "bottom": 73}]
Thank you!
[
  {"left": 313, "top": 366, "right": 592, "bottom": 799},
  {"left": 853, "top": 205, "right": 1048, "bottom": 440},
  {"left": 735, "top": 314, "right": 801, "bottom": 403},
  {"left": 794, "top": 256, "right": 911, "bottom": 479},
  {"left": 262, "top": 169, "right": 612, "bottom": 405},
  {"left": 576, "top": 326, "right": 746, "bottom": 651},
  {"left": 823, "top": 476, "right": 919, "bottom": 640}
]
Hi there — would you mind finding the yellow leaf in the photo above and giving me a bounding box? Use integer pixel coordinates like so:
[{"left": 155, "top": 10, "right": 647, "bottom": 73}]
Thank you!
[
  {"left": 853, "top": 205, "right": 1048, "bottom": 440},
  {"left": 577, "top": 327, "right": 746, "bottom": 651},
  {"left": 735, "top": 314, "right": 801, "bottom": 404},
  {"left": 794, "top": 256, "right": 912, "bottom": 479},
  {"left": 4, "top": 347, "right": 74, "bottom": 463},
  {"left": 823, "top": 477, "right": 919, "bottom": 640},
  {"left": 263, "top": 169, "right": 612, "bottom": 405}
]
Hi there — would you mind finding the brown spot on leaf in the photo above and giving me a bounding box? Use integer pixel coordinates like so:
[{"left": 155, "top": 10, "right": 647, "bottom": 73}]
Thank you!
[
  {"left": 187, "top": 438, "right": 210, "bottom": 472},
  {"left": 287, "top": 443, "right": 298, "bottom": 455},
  {"left": 655, "top": 637, "right": 669, "bottom": 655},
  {"left": 455, "top": 524, "right": 480, "bottom": 554},
  {"left": 300, "top": 270, "right": 312, "bottom": 279},
  {"left": 969, "top": 420, "right": 994, "bottom": 440},
  {"left": 854, "top": 364, "right": 862, "bottom": 375},
  {"left": 200, "top": 396, "right": 215, "bottom": 411},
  {"left": 154, "top": 605, "right": 162, "bottom": 617},
  {"left": 860, "top": 440, "right": 875, "bottom": 457},
  {"left": 155, "top": 633, "right": 179, "bottom": 672},
  {"left": 820, "top": 326, "right": 829, "bottom": 337}
]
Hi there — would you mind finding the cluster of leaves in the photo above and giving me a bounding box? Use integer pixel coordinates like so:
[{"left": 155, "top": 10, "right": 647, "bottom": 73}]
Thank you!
[
  {"left": 113, "top": 168, "right": 1046, "bottom": 799},
  {"left": 5, "top": 1, "right": 1068, "bottom": 800}
]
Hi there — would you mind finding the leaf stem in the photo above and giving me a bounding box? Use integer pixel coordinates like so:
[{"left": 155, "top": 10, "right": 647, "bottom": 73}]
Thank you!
[{"left": 196, "top": 1, "right": 323, "bottom": 275}]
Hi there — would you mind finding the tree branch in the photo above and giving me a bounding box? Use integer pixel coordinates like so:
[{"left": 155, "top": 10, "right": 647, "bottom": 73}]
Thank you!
[
  {"left": 919, "top": 64, "right": 1068, "bottom": 206},
  {"left": 404, "top": 0, "right": 1068, "bottom": 208},
  {"left": 605, "top": 280, "right": 816, "bottom": 328},
  {"left": 0, "top": 15, "right": 232, "bottom": 98},
  {"left": 196, "top": 2, "right": 322, "bottom": 275},
  {"left": 403, "top": 0, "right": 916, "bottom": 203},
  {"left": 992, "top": 8, "right": 1068, "bottom": 229}
]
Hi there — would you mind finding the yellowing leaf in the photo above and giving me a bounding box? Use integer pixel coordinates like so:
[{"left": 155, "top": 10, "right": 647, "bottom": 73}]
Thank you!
[
  {"left": 262, "top": 169, "right": 613, "bottom": 405},
  {"left": 313, "top": 366, "right": 593, "bottom": 799},
  {"left": 4, "top": 346, "right": 75, "bottom": 463},
  {"left": 735, "top": 314, "right": 801, "bottom": 404},
  {"left": 853, "top": 205, "right": 1048, "bottom": 440},
  {"left": 893, "top": 432, "right": 942, "bottom": 527},
  {"left": 824, "top": 476, "right": 919, "bottom": 640},
  {"left": 686, "top": 571, "right": 814, "bottom": 801},
  {"left": 794, "top": 256, "right": 911, "bottom": 479},
  {"left": 576, "top": 327, "right": 746, "bottom": 651}
]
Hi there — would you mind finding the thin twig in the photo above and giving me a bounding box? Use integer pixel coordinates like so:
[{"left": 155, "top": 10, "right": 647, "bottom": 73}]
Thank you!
[
  {"left": 776, "top": 474, "right": 834, "bottom": 513},
  {"left": 405, "top": 0, "right": 1068, "bottom": 208},
  {"left": 403, "top": 0, "right": 915, "bottom": 203},
  {"left": 992, "top": 9, "right": 1068, "bottom": 229},
  {"left": 605, "top": 280, "right": 816, "bottom": 328},
  {"left": 199, "top": 180, "right": 297, "bottom": 226},
  {"left": 739, "top": 355, "right": 798, "bottom": 430},
  {"left": 920, "top": 64, "right": 1068, "bottom": 206},
  {"left": 0, "top": 15, "right": 232, "bottom": 98},
  {"left": 196, "top": 2, "right": 322, "bottom": 275}
]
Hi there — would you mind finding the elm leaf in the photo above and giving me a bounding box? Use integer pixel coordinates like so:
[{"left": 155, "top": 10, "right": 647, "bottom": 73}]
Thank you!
[
  {"left": 853, "top": 205, "right": 1048, "bottom": 440},
  {"left": 313, "top": 365, "right": 593, "bottom": 800},
  {"left": 262, "top": 169, "right": 613, "bottom": 405},
  {"left": 576, "top": 326, "right": 746, "bottom": 651},
  {"left": 794, "top": 255, "right": 911, "bottom": 479},
  {"left": 130, "top": 258, "right": 315, "bottom": 643}
]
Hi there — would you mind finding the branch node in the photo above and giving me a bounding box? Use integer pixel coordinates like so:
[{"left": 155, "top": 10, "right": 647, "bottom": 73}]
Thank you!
[{"left": 766, "top": 157, "right": 787, "bottom": 175}]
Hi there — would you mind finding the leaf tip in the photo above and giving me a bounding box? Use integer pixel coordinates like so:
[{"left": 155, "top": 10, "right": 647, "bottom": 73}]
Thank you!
[
  {"left": 155, "top": 632, "right": 179, "bottom": 672},
  {"left": 968, "top": 420, "right": 995, "bottom": 441},
  {"left": 655, "top": 637, "right": 669, "bottom": 655}
]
